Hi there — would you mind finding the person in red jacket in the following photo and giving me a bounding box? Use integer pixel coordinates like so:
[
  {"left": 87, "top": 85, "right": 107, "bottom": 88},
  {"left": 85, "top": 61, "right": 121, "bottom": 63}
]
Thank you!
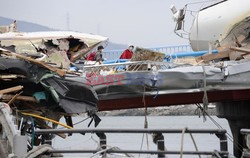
[
  {"left": 87, "top": 45, "right": 104, "bottom": 61},
  {"left": 86, "top": 52, "right": 96, "bottom": 61},
  {"left": 120, "top": 45, "right": 134, "bottom": 59}
]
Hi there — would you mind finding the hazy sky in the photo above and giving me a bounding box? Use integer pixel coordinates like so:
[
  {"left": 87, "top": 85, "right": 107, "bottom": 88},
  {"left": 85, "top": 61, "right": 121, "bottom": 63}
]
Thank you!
[{"left": 1, "top": 0, "right": 208, "bottom": 47}]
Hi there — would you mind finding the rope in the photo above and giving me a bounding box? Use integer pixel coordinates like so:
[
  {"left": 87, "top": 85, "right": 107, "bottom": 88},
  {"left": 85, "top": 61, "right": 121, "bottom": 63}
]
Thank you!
[
  {"left": 20, "top": 112, "right": 73, "bottom": 129},
  {"left": 180, "top": 127, "right": 187, "bottom": 158},
  {"left": 189, "top": 133, "right": 201, "bottom": 158},
  {"left": 143, "top": 86, "right": 150, "bottom": 152},
  {"left": 202, "top": 65, "right": 208, "bottom": 111},
  {"left": 91, "top": 145, "right": 132, "bottom": 158},
  {"left": 57, "top": 116, "right": 91, "bottom": 129},
  {"left": 195, "top": 103, "right": 244, "bottom": 153},
  {"left": 194, "top": 103, "right": 207, "bottom": 122},
  {"left": 90, "top": 146, "right": 116, "bottom": 158},
  {"left": 139, "top": 86, "right": 149, "bottom": 158},
  {"left": 139, "top": 133, "right": 145, "bottom": 158},
  {"left": 73, "top": 117, "right": 91, "bottom": 126}
]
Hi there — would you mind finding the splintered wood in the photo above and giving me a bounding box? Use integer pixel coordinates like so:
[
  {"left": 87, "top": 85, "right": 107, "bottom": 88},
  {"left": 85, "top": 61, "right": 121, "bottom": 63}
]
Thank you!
[
  {"left": 129, "top": 47, "right": 165, "bottom": 70},
  {"left": 0, "top": 49, "right": 66, "bottom": 77},
  {"left": 0, "top": 86, "right": 23, "bottom": 94},
  {"left": 196, "top": 47, "right": 250, "bottom": 63},
  {"left": 131, "top": 47, "right": 165, "bottom": 62}
]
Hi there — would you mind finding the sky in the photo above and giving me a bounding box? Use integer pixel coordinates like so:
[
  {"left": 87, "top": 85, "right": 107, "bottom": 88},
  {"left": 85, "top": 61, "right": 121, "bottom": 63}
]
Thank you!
[{"left": 0, "top": 0, "right": 211, "bottom": 47}]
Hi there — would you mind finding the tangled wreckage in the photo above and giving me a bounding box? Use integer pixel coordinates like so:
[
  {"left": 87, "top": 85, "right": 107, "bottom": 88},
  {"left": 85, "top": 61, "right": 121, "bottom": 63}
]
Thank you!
[{"left": 0, "top": 30, "right": 109, "bottom": 157}]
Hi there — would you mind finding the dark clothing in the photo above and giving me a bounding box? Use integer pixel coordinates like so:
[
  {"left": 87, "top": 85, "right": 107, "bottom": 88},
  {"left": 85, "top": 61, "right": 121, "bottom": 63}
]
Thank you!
[{"left": 95, "top": 51, "right": 103, "bottom": 62}]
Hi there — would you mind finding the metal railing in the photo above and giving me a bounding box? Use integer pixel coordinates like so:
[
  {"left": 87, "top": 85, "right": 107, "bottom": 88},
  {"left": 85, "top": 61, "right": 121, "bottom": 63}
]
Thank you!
[
  {"left": 103, "top": 45, "right": 192, "bottom": 60},
  {"left": 35, "top": 128, "right": 229, "bottom": 158},
  {"left": 82, "top": 61, "right": 170, "bottom": 76},
  {"left": 240, "top": 129, "right": 250, "bottom": 157}
]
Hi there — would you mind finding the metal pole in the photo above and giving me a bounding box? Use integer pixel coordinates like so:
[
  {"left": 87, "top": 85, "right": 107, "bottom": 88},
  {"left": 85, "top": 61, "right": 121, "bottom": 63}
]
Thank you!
[
  {"left": 35, "top": 128, "right": 227, "bottom": 134},
  {"left": 216, "top": 133, "right": 228, "bottom": 156},
  {"left": 96, "top": 132, "right": 106, "bottom": 156},
  {"left": 157, "top": 133, "right": 165, "bottom": 158},
  {"left": 47, "top": 149, "right": 228, "bottom": 155}
]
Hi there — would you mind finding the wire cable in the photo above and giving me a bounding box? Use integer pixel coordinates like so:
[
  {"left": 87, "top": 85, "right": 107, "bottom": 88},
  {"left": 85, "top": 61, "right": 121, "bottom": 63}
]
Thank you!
[
  {"left": 190, "top": 133, "right": 201, "bottom": 158},
  {"left": 195, "top": 103, "right": 243, "bottom": 153}
]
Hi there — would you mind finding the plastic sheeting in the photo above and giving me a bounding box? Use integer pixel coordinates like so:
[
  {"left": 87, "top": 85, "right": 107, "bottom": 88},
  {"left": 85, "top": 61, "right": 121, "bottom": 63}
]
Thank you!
[{"left": 0, "top": 57, "right": 98, "bottom": 114}]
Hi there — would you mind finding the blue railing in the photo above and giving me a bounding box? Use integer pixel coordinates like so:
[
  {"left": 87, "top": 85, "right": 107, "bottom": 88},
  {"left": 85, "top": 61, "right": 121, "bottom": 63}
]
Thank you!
[{"left": 103, "top": 45, "right": 192, "bottom": 60}]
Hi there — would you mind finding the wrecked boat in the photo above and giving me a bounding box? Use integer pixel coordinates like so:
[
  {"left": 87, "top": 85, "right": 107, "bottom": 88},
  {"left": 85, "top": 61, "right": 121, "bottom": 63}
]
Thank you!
[
  {"left": 1, "top": 0, "right": 250, "bottom": 156},
  {"left": 0, "top": 31, "right": 108, "bottom": 68},
  {"left": 0, "top": 29, "right": 109, "bottom": 157}
]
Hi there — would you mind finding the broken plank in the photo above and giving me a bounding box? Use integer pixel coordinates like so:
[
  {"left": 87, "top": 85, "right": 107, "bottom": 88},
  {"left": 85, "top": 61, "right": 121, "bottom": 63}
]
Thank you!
[
  {"left": 195, "top": 49, "right": 230, "bottom": 62},
  {"left": 70, "top": 41, "right": 102, "bottom": 63},
  {"left": 229, "top": 51, "right": 244, "bottom": 60},
  {"left": 0, "top": 86, "right": 23, "bottom": 94},
  {"left": 0, "top": 74, "right": 23, "bottom": 79},
  {"left": 0, "top": 49, "right": 66, "bottom": 77},
  {"left": 243, "top": 54, "right": 250, "bottom": 59},
  {"left": 7, "top": 92, "right": 22, "bottom": 105},
  {"left": 230, "top": 47, "right": 250, "bottom": 54},
  {"left": 1, "top": 94, "right": 37, "bottom": 102}
]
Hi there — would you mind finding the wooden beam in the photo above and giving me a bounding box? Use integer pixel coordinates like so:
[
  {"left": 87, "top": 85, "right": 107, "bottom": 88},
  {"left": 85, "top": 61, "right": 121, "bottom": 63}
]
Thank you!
[
  {"left": 7, "top": 92, "right": 22, "bottom": 105},
  {"left": 0, "top": 86, "right": 23, "bottom": 94},
  {"left": 230, "top": 47, "right": 250, "bottom": 54},
  {"left": 70, "top": 42, "right": 102, "bottom": 63},
  {"left": 0, "top": 49, "right": 66, "bottom": 77},
  {"left": 0, "top": 75, "right": 23, "bottom": 79},
  {"left": 196, "top": 49, "right": 230, "bottom": 62},
  {"left": 1, "top": 94, "right": 37, "bottom": 102}
]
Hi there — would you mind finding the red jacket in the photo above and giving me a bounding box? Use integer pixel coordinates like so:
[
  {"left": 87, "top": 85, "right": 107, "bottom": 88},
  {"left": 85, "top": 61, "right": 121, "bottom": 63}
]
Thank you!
[
  {"left": 87, "top": 52, "right": 96, "bottom": 61},
  {"left": 120, "top": 49, "right": 133, "bottom": 59}
]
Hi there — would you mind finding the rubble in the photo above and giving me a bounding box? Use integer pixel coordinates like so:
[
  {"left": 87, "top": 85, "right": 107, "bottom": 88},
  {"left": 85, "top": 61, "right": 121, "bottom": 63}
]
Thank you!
[
  {"left": 0, "top": 29, "right": 107, "bottom": 149},
  {"left": 0, "top": 31, "right": 108, "bottom": 69},
  {"left": 195, "top": 15, "right": 250, "bottom": 63},
  {"left": 0, "top": 48, "right": 99, "bottom": 114},
  {"left": 131, "top": 47, "right": 165, "bottom": 62}
]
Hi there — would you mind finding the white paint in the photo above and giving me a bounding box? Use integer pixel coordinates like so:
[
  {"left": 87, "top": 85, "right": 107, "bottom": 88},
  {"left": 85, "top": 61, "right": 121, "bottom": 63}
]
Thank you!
[
  {"left": 189, "top": 0, "right": 250, "bottom": 51},
  {"left": 0, "top": 31, "right": 108, "bottom": 44}
]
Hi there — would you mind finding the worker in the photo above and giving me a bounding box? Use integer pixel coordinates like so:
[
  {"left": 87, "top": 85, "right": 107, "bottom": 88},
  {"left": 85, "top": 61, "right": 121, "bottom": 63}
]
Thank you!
[
  {"left": 86, "top": 45, "right": 104, "bottom": 61},
  {"left": 95, "top": 45, "right": 104, "bottom": 62},
  {"left": 9, "top": 20, "right": 17, "bottom": 32},
  {"left": 120, "top": 45, "right": 134, "bottom": 59}
]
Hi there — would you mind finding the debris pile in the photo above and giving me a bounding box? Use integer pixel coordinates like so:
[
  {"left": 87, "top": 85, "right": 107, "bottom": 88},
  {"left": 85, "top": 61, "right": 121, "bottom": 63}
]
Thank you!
[
  {"left": 0, "top": 30, "right": 107, "bottom": 149},
  {"left": 132, "top": 47, "right": 165, "bottom": 62},
  {"left": 196, "top": 16, "right": 250, "bottom": 63},
  {"left": 0, "top": 31, "right": 107, "bottom": 69},
  {"left": 0, "top": 46, "right": 99, "bottom": 116}
]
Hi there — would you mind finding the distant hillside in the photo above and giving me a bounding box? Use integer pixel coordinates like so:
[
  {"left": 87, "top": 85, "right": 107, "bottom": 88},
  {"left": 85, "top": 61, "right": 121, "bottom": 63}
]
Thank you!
[
  {"left": 0, "top": 16, "right": 54, "bottom": 32},
  {"left": 0, "top": 16, "right": 127, "bottom": 50}
]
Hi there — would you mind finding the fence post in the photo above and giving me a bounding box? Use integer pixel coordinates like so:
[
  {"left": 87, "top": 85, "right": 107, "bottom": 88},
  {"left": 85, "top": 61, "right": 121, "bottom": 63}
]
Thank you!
[
  {"left": 152, "top": 132, "right": 165, "bottom": 158},
  {"left": 216, "top": 133, "right": 228, "bottom": 157},
  {"left": 96, "top": 132, "right": 107, "bottom": 156}
]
